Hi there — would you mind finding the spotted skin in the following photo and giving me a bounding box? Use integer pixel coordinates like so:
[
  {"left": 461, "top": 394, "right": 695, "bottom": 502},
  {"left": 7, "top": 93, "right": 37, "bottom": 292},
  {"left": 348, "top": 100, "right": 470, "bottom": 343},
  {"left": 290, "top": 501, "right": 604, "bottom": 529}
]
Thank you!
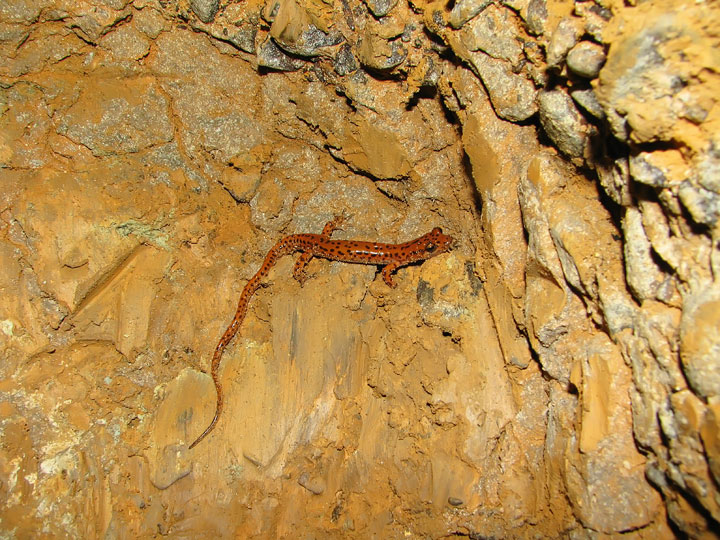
[{"left": 188, "top": 217, "right": 454, "bottom": 449}]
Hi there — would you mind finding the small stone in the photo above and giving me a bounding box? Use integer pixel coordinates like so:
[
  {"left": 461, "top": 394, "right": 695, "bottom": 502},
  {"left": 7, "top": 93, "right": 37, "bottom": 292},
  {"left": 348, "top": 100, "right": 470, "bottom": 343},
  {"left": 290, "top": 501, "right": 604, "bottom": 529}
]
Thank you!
[
  {"left": 133, "top": 7, "right": 167, "bottom": 39},
  {"left": 228, "top": 24, "right": 257, "bottom": 54},
  {"left": 448, "top": 497, "right": 464, "bottom": 506},
  {"left": 575, "top": 1, "right": 611, "bottom": 43},
  {"left": 566, "top": 41, "right": 606, "bottom": 79},
  {"left": 190, "top": 0, "right": 219, "bottom": 24},
  {"left": 334, "top": 44, "right": 359, "bottom": 76},
  {"left": 0, "top": 0, "right": 47, "bottom": 24},
  {"left": 524, "top": 0, "right": 548, "bottom": 36},
  {"left": 256, "top": 38, "right": 305, "bottom": 71},
  {"left": 680, "top": 284, "right": 720, "bottom": 399},
  {"left": 357, "top": 33, "right": 407, "bottom": 72},
  {"left": 695, "top": 139, "right": 720, "bottom": 194},
  {"left": 622, "top": 207, "right": 666, "bottom": 302},
  {"left": 570, "top": 88, "right": 604, "bottom": 119},
  {"left": 467, "top": 52, "right": 537, "bottom": 122},
  {"left": 448, "top": 0, "right": 492, "bottom": 29},
  {"left": 678, "top": 182, "right": 720, "bottom": 227},
  {"left": 100, "top": 24, "right": 151, "bottom": 61},
  {"left": 459, "top": 4, "right": 524, "bottom": 66},
  {"left": 271, "top": 22, "right": 343, "bottom": 58},
  {"left": 298, "top": 472, "right": 326, "bottom": 495},
  {"left": 629, "top": 153, "right": 668, "bottom": 188},
  {"left": 538, "top": 89, "right": 589, "bottom": 158},
  {"left": 596, "top": 156, "right": 631, "bottom": 207},
  {"left": 546, "top": 17, "right": 582, "bottom": 69},
  {"left": 263, "top": 0, "right": 281, "bottom": 23},
  {"left": 362, "top": 0, "right": 398, "bottom": 18}
]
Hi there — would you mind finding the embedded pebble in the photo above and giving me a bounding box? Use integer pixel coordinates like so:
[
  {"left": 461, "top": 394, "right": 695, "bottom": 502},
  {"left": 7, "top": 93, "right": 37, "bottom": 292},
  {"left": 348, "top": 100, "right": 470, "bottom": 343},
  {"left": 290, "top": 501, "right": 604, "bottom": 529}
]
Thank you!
[
  {"left": 272, "top": 24, "right": 344, "bottom": 58},
  {"left": 468, "top": 52, "right": 538, "bottom": 122},
  {"left": 357, "top": 34, "right": 407, "bottom": 72},
  {"left": 678, "top": 182, "right": 720, "bottom": 227},
  {"left": 298, "top": 472, "right": 327, "bottom": 495},
  {"left": 257, "top": 38, "right": 305, "bottom": 71},
  {"left": 567, "top": 41, "right": 606, "bottom": 78},
  {"left": 190, "top": 0, "right": 219, "bottom": 24},
  {"left": 546, "top": 17, "right": 582, "bottom": 68},
  {"left": 570, "top": 88, "right": 604, "bottom": 119},
  {"left": 449, "top": 0, "right": 492, "bottom": 29},
  {"left": 575, "top": 1, "right": 611, "bottom": 43},
  {"left": 524, "top": 0, "right": 548, "bottom": 35},
  {"left": 538, "top": 89, "right": 588, "bottom": 158},
  {"left": 459, "top": 4, "right": 524, "bottom": 65},
  {"left": 363, "top": 0, "right": 398, "bottom": 17},
  {"left": 628, "top": 153, "right": 668, "bottom": 188},
  {"left": 680, "top": 285, "right": 720, "bottom": 399},
  {"left": 228, "top": 24, "right": 257, "bottom": 54},
  {"left": 334, "top": 44, "right": 359, "bottom": 76}
]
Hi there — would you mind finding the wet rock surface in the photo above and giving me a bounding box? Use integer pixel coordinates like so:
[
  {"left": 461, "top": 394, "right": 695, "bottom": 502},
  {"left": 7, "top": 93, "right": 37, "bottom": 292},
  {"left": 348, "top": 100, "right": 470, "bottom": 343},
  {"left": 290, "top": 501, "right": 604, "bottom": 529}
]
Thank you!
[{"left": 1, "top": 0, "right": 719, "bottom": 537}]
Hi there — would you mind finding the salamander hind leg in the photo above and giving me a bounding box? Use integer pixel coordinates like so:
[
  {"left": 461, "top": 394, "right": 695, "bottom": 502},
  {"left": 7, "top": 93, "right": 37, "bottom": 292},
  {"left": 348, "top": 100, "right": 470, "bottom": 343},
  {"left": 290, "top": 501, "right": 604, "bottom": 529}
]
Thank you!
[
  {"left": 381, "top": 262, "right": 401, "bottom": 288},
  {"left": 293, "top": 252, "right": 313, "bottom": 286}
]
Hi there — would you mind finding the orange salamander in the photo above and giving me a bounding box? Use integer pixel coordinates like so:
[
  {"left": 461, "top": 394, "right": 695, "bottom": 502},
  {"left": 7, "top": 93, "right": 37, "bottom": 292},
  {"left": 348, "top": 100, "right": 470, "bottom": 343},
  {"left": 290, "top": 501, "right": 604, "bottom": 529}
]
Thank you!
[{"left": 188, "top": 216, "right": 454, "bottom": 449}]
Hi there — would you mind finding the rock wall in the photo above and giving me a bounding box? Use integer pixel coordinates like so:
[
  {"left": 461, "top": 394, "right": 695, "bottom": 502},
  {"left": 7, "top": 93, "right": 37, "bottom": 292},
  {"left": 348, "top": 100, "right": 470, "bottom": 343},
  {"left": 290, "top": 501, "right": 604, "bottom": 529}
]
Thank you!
[{"left": 0, "top": 0, "right": 718, "bottom": 537}]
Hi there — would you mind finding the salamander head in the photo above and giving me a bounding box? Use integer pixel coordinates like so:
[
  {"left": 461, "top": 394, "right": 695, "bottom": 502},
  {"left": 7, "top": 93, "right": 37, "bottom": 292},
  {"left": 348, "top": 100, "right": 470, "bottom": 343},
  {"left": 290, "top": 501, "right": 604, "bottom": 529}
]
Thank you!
[{"left": 411, "top": 227, "right": 454, "bottom": 261}]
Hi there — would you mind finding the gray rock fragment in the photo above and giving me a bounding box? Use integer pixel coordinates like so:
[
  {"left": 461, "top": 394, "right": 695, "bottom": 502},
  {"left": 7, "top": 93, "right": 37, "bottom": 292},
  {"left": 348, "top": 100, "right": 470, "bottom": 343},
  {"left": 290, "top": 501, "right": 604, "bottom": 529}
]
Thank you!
[
  {"left": 696, "top": 139, "right": 720, "bottom": 194},
  {"left": 56, "top": 84, "right": 174, "bottom": 156},
  {"left": 362, "top": 0, "right": 398, "bottom": 17},
  {"left": 190, "top": 0, "right": 219, "bottom": 24},
  {"left": 263, "top": 0, "right": 281, "bottom": 23},
  {"left": 525, "top": 0, "right": 547, "bottom": 35},
  {"left": 623, "top": 207, "right": 667, "bottom": 302},
  {"left": 134, "top": 7, "right": 167, "bottom": 39},
  {"left": 257, "top": 38, "right": 304, "bottom": 71},
  {"left": 272, "top": 23, "right": 343, "bottom": 58},
  {"left": 629, "top": 153, "right": 667, "bottom": 188},
  {"left": 575, "top": 1, "right": 611, "bottom": 43},
  {"left": 546, "top": 17, "right": 582, "bottom": 69},
  {"left": 100, "top": 24, "right": 151, "bottom": 62},
  {"left": 228, "top": 23, "right": 257, "bottom": 54},
  {"left": 298, "top": 472, "right": 326, "bottom": 494},
  {"left": 460, "top": 4, "right": 524, "bottom": 66},
  {"left": 596, "top": 156, "right": 631, "bottom": 206},
  {"left": 678, "top": 182, "right": 720, "bottom": 227},
  {"left": 449, "top": 0, "right": 492, "bottom": 29},
  {"left": 357, "top": 35, "right": 407, "bottom": 72},
  {"left": 567, "top": 41, "right": 606, "bottom": 78},
  {"left": 570, "top": 88, "right": 604, "bottom": 119},
  {"left": 680, "top": 284, "right": 720, "bottom": 399},
  {"left": 468, "top": 52, "right": 538, "bottom": 122},
  {"left": 0, "top": 0, "right": 49, "bottom": 24},
  {"left": 538, "top": 89, "right": 588, "bottom": 158},
  {"left": 334, "top": 44, "right": 359, "bottom": 76},
  {"left": 595, "top": 16, "right": 693, "bottom": 143}
]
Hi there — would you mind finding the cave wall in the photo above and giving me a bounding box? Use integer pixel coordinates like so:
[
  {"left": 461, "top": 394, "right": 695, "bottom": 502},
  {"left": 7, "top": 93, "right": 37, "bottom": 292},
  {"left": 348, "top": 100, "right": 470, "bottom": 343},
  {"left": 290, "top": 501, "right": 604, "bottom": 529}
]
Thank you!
[{"left": 1, "top": 0, "right": 718, "bottom": 537}]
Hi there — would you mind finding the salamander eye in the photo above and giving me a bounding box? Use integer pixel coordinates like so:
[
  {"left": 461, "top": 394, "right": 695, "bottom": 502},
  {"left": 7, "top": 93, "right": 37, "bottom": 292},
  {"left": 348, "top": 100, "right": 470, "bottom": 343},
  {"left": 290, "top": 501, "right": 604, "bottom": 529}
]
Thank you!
[{"left": 425, "top": 242, "right": 437, "bottom": 253}]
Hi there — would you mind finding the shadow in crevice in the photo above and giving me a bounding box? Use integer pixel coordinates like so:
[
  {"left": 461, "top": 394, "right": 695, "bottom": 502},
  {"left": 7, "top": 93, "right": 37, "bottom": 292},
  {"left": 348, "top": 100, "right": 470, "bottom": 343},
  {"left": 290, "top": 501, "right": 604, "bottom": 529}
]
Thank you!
[{"left": 461, "top": 151, "right": 483, "bottom": 217}]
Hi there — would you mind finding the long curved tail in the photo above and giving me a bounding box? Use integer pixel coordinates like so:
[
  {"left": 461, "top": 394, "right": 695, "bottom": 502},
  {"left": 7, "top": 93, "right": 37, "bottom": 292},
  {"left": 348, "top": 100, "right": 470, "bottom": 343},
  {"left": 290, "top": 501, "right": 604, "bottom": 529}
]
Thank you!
[{"left": 188, "top": 240, "right": 295, "bottom": 449}]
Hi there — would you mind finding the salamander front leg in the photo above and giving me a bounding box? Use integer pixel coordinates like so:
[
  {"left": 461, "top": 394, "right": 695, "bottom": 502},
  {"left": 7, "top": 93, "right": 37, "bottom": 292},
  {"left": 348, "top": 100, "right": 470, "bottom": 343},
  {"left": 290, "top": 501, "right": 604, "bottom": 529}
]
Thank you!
[
  {"left": 381, "top": 262, "right": 400, "bottom": 288},
  {"left": 321, "top": 215, "right": 345, "bottom": 239},
  {"left": 293, "top": 252, "right": 313, "bottom": 286}
]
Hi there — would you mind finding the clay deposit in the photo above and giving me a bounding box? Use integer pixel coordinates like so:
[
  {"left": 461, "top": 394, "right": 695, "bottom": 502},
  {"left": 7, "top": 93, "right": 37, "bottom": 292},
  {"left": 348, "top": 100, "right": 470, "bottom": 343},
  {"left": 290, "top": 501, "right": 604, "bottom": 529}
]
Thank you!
[{"left": 1, "top": 0, "right": 718, "bottom": 537}]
